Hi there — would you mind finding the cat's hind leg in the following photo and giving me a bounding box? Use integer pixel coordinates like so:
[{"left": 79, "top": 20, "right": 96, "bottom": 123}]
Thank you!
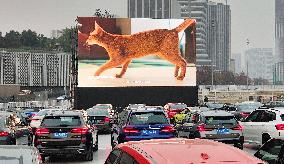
[
  {"left": 95, "top": 59, "right": 124, "bottom": 76},
  {"left": 174, "top": 66, "right": 179, "bottom": 77},
  {"left": 115, "top": 60, "right": 132, "bottom": 78}
]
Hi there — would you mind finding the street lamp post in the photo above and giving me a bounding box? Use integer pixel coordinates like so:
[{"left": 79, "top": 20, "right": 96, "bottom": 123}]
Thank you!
[
  {"left": 211, "top": 19, "right": 216, "bottom": 90},
  {"left": 246, "top": 39, "right": 250, "bottom": 91}
]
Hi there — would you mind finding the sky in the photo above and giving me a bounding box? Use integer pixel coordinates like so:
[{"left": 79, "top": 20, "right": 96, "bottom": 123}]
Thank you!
[{"left": 0, "top": 0, "right": 275, "bottom": 55}]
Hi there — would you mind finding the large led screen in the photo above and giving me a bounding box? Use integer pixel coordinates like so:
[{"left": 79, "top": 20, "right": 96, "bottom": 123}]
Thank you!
[{"left": 77, "top": 17, "right": 196, "bottom": 87}]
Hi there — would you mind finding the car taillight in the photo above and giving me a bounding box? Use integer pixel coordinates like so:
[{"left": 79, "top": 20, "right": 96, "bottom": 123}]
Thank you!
[
  {"left": 160, "top": 126, "right": 175, "bottom": 133},
  {"left": 276, "top": 124, "right": 284, "bottom": 130},
  {"left": 32, "top": 118, "right": 40, "bottom": 121},
  {"left": 197, "top": 125, "right": 213, "bottom": 132},
  {"left": 71, "top": 127, "right": 89, "bottom": 134},
  {"left": 35, "top": 128, "right": 50, "bottom": 135},
  {"left": 232, "top": 124, "right": 243, "bottom": 131},
  {"left": 0, "top": 131, "right": 9, "bottom": 136},
  {"left": 240, "top": 112, "right": 249, "bottom": 118},
  {"left": 123, "top": 127, "right": 139, "bottom": 133},
  {"left": 104, "top": 117, "right": 110, "bottom": 122}
]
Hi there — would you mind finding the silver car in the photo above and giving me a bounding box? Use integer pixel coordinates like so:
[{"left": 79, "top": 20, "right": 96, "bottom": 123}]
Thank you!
[{"left": 177, "top": 110, "right": 244, "bottom": 149}]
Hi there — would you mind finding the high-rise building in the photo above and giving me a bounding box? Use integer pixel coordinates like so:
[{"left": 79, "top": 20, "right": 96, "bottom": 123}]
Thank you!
[
  {"left": 50, "top": 30, "right": 62, "bottom": 39},
  {"left": 276, "top": 0, "right": 284, "bottom": 62},
  {"left": 245, "top": 48, "right": 274, "bottom": 83},
  {"left": 128, "top": 0, "right": 181, "bottom": 18},
  {"left": 232, "top": 53, "right": 242, "bottom": 74},
  {"left": 229, "top": 58, "right": 235, "bottom": 74},
  {"left": 207, "top": 2, "right": 231, "bottom": 71},
  {"left": 177, "top": 0, "right": 210, "bottom": 66},
  {"left": 273, "top": 62, "right": 284, "bottom": 84}
]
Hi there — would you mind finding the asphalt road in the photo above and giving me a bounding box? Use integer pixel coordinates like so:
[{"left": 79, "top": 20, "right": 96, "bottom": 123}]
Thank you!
[{"left": 17, "top": 134, "right": 259, "bottom": 164}]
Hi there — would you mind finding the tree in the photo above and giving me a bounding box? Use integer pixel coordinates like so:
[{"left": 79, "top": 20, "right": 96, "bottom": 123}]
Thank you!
[
  {"left": 21, "top": 29, "right": 39, "bottom": 47},
  {"left": 94, "top": 9, "right": 114, "bottom": 18},
  {"left": 57, "top": 28, "right": 75, "bottom": 52},
  {"left": 4, "top": 30, "right": 21, "bottom": 48},
  {"left": 0, "top": 31, "right": 4, "bottom": 48}
]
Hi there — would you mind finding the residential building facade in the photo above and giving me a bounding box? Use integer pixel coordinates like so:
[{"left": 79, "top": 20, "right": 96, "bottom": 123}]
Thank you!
[{"left": 0, "top": 52, "right": 70, "bottom": 87}]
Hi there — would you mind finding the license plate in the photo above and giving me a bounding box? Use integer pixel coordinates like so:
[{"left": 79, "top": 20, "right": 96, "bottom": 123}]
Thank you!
[
  {"left": 142, "top": 130, "right": 157, "bottom": 135},
  {"left": 217, "top": 128, "right": 230, "bottom": 134},
  {"left": 54, "top": 132, "right": 68, "bottom": 138}
]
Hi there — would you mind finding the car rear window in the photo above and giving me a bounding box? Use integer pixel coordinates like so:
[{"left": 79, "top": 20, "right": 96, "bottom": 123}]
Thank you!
[
  {"left": 205, "top": 116, "right": 237, "bottom": 125},
  {"left": 41, "top": 116, "right": 81, "bottom": 127},
  {"left": 87, "top": 109, "right": 110, "bottom": 116},
  {"left": 129, "top": 112, "right": 168, "bottom": 125}
]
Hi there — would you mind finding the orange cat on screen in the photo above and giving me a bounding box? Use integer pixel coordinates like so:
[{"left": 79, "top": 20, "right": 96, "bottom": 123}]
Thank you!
[{"left": 86, "top": 19, "right": 195, "bottom": 80}]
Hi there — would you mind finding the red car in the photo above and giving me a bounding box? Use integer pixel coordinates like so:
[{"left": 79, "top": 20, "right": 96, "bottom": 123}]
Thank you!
[
  {"left": 105, "top": 138, "right": 266, "bottom": 164},
  {"left": 164, "top": 103, "right": 187, "bottom": 122}
]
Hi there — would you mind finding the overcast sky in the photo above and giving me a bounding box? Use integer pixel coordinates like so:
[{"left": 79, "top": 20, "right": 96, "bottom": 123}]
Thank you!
[{"left": 0, "top": 0, "right": 274, "bottom": 55}]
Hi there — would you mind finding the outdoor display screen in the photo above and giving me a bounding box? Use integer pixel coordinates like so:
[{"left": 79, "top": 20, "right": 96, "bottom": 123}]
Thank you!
[{"left": 77, "top": 17, "right": 196, "bottom": 87}]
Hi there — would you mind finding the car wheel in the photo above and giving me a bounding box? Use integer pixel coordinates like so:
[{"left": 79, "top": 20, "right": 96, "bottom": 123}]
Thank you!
[
  {"left": 83, "top": 147, "right": 93, "bottom": 161},
  {"left": 234, "top": 142, "right": 243, "bottom": 150},
  {"left": 262, "top": 134, "right": 271, "bottom": 144}
]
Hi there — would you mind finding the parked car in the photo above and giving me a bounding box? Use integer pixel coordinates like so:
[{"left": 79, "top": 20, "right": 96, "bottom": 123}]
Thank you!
[
  {"left": 28, "top": 108, "right": 66, "bottom": 145},
  {"left": 0, "top": 112, "right": 16, "bottom": 145},
  {"left": 105, "top": 138, "right": 265, "bottom": 164},
  {"left": 0, "top": 145, "right": 42, "bottom": 164},
  {"left": 264, "top": 101, "right": 284, "bottom": 108},
  {"left": 233, "top": 102, "right": 263, "bottom": 120},
  {"left": 204, "top": 102, "right": 224, "bottom": 110},
  {"left": 177, "top": 110, "right": 244, "bottom": 149},
  {"left": 86, "top": 107, "right": 111, "bottom": 133},
  {"left": 94, "top": 104, "right": 114, "bottom": 118},
  {"left": 35, "top": 111, "right": 98, "bottom": 161},
  {"left": 240, "top": 107, "right": 284, "bottom": 145},
  {"left": 111, "top": 106, "right": 175, "bottom": 148},
  {"left": 254, "top": 138, "right": 284, "bottom": 164},
  {"left": 164, "top": 103, "right": 187, "bottom": 123}
]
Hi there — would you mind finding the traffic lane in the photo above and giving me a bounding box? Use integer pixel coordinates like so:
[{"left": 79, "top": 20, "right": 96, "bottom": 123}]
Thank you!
[
  {"left": 16, "top": 135, "right": 260, "bottom": 163},
  {"left": 45, "top": 134, "right": 111, "bottom": 164}
]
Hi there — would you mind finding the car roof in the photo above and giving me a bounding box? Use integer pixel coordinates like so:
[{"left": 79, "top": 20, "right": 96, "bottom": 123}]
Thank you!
[
  {"left": 45, "top": 110, "right": 82, "bottom": 116},
  {"left": 199, "top": 110, "right": 234, "bottom": 117},
  {"left": 130, "top": 106, "right": 165, "bottom": 113},
  {"left": 118, "top": 138, "right": 264, "bottom": 164},
  {"left": 256, "top": 107, "right": 284, "bottom": 114}
]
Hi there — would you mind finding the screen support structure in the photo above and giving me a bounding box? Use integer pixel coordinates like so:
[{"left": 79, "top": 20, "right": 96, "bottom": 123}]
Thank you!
[{"left": 70, "top": 22, "right": 79, "bottom": 109}]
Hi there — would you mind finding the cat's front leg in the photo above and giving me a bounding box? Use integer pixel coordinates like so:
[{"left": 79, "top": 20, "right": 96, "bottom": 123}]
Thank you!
[
  {"left": 95, "top": 59, "right": 123, "bottom": 76},
  {"left": 115, "top": 60, "right": 132, "bottom": 78}
]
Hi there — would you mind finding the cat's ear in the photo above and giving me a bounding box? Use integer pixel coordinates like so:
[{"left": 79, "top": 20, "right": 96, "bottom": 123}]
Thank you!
[{"left": 95, "top": 22, "right": 103, "bottom": 32}]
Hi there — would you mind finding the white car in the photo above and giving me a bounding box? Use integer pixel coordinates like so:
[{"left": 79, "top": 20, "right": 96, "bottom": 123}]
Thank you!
[
  {"left": 30, "top": 109, "right": 64, "bottom": 129},
  {"left": 240, "top": 107, "right": 284, "bottom": 145}
]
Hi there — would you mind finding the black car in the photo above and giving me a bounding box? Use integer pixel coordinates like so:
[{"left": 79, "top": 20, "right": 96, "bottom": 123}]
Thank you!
[
  {"left": 254, "top": 138, "right": 284, "bottom": 164},
  {"left": 233, "top": 102, "right": 263, "bottom": 120},
  {"left": 0, "top": 112, "right": 16, "bottom": 145},
  {"left": 34, "top": 111, "right": 98, "bottom": 161},
  {"left": 111, "top": 106, "right": 175, "bottom": 149},
  {"left": 86, "top": 107, "right": 111, "bottom": 133}
]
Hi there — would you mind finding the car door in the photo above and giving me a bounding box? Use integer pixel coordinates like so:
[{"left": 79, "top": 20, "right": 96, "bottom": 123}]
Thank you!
[
  {"left": 240, "top": 110, "right": 262, "bottom": 143},
  {"left": 259, "top": 111, "right": 277, "bottom": 143}
]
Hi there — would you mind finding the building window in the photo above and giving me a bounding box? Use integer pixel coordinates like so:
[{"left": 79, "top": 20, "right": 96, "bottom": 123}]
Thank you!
[
  {"left": 164, "top": 0, "right": 170, "bottom": 18},
  {"left": 150, "top": 0, "right": 156, "bottom": 18},
  {"left": 144, "top": 0, "right": 150, "bottom": 17},
  {"left": 157, "top": 0, "right": 162, "bottom": 18},
  {"left": 129, "top": 0, "right": 136, "bottom": 18},
  {"left": 137, "top": 0, "right": 142, "bottom": 18}
]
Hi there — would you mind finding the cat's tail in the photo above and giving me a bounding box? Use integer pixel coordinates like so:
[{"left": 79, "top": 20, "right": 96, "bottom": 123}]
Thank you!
[{"left": 174, "top": 19, "right": 196, "bottom": 32}]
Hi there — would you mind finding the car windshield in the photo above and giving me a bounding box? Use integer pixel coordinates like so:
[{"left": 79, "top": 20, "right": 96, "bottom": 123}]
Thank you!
[
  {"left": 41, "top": 116, "right": 81, "bottom": 127},
  {"left": 254, "top": 139, "right": 284, "bottom": 163},
  {"left": 205, "top": 116, "right": 237, "bottom": 125},
  {"left": 95, "top": 105, "right": 110, "bottom": 109},
  {"left": 206, "top": 103, "right": 223, "bottom": 109},
  {"left": 86, "top": 109, "right": 109, "bottom": 116},
  {"left": 129, "top": 104, "right": 145, "bottom": 109},
  {"left": 129, "top": 112, "right": 168, "bottom": 125},
  {"left": 236, "top": 104, "right": 261, "bottom": 112},
  {"left": 170, "top": 104, "right": 187, "bottom": 109}
]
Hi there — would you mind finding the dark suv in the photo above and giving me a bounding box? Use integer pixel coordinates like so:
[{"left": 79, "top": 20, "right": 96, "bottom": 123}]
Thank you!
[
  {"left": 111, "top": 106, "right": 175, "bottom": 148},
  {"left": 34, "top": 111, "right": 98, "bottom": 161}
]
